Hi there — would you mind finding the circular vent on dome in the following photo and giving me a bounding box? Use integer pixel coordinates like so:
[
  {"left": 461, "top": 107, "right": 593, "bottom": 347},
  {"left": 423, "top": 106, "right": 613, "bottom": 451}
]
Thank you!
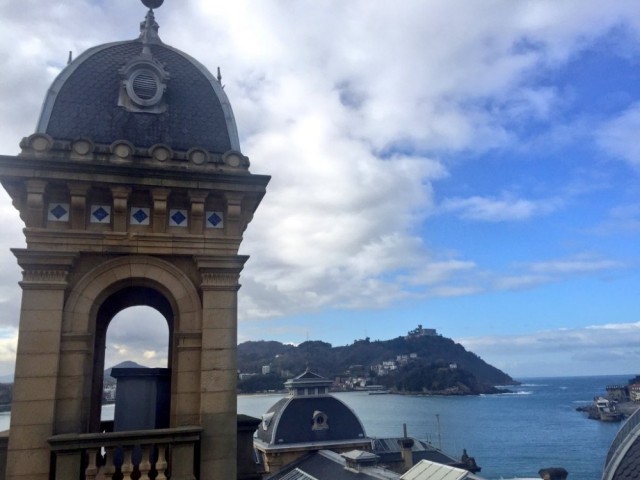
[
  {"left": 132, "top": 71, "right": 158, "bottom": 100},
  {"left": 122, "top": 66, "right": 166, "bottom": 111}
]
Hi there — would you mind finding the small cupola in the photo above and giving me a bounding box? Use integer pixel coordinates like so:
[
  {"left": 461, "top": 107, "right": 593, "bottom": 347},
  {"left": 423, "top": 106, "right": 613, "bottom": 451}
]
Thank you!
[
  {"left": 342, "top": 450, "right": 380, "bottom": 472},
  {"left": 284, "top": 368, "right": 334, "bottom": 397}
]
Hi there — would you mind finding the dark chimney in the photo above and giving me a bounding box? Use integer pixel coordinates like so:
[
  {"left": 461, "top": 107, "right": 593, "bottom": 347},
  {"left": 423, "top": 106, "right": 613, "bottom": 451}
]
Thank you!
[
  {"left": 399, "top": 424, "right": 415, "bottom": 472},
  {"left": 539, "top": 467, "right": 568, "bottom": 480}
]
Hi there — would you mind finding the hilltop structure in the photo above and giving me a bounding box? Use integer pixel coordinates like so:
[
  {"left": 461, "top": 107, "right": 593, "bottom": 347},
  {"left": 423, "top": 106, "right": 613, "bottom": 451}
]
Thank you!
[{"left": 0, "top": 1, "right": 269, "bottom": 479}]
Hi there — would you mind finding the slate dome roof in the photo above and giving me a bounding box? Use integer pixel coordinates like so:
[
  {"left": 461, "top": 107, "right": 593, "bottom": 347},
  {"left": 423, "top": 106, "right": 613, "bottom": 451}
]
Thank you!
[
  {"left": 256, "top": 395, "right": 367, "bottom": 446},
  {"left": 36, "top": 10, "right": 239, "bottom": 154},
  {"left": 603, "top": 408, "right": 640, "bottom": 480},
  {"left": 256, "top": 370, "right": 367, "bottom": 447}
]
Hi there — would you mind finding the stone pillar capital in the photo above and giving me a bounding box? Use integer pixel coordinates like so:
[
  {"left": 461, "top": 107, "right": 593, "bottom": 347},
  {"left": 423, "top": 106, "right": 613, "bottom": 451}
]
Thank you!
[
  {"left": 12, "top": 249, "right": 76, "bottom": 290},
  {"left": 194, "top": 255, "right": 248, "bottom": 291}
]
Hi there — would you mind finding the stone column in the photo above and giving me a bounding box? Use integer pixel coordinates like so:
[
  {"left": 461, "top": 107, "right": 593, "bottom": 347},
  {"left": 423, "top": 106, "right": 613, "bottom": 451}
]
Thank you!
[
  {"left": 189, "top": 191, "right": 208, "bottom": 234},
  {"left": 152, "top": 188, "right": 171, "bottom": 233},
  {"left": 110, "top": 186, "right": 131, "bottom": 232},
  {"left": 68, "top": 182, "right": 89, "bottom": 230},
  {"left": 25, "top": 180, "right": 46, "bottom": 228},
  {"left": 5, "top": 250, "right": 75, "bottom": 480},
  {"left": 196, "top": 255, "right": 247, "bottom": 480}
]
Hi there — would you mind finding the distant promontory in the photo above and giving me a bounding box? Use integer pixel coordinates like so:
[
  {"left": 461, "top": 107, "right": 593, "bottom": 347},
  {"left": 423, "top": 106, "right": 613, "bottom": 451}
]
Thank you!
[{"left": 237, "top": 326, "right": 516, "bottom": 395}]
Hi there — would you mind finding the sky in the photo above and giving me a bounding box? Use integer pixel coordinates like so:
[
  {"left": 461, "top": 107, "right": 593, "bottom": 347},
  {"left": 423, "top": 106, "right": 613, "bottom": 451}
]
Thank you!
[{"left": 0, "top": 0, "right": 638, "bottom": 379}]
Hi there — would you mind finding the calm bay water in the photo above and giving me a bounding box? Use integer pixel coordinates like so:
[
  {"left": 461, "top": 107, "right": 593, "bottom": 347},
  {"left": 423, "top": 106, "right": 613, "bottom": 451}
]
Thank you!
[{"left": 239, "top": 375, "right": 631, "bottom": 480}]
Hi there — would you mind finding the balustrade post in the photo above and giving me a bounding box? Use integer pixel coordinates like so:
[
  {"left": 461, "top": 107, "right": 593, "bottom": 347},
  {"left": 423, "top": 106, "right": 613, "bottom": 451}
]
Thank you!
[
  {"left": 170, "top": 441, "right": 197, "bottom": 480},
  {"left": 156, "top": 445, "right": 168, "bottom": 480},
  {"left": 139, "top": 445, "right": 152, "bottom": 480},
  {"left": 103, "top": 447, "right": 116, "bottom": 480},
  {"left": 121, "top": 448, "right": 134, "bottom": 480},
  {"left": 53, "top": 451, "right": 83, "bottom": 480},
  {"left": 85, "top": 448, "right": 99, "bottom": 480}
]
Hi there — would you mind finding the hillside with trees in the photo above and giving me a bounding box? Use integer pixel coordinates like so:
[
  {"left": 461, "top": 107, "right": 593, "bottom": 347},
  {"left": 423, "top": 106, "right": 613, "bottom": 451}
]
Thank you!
[{"left": 238, "top": 330, "right": 516, "bottom": 395}]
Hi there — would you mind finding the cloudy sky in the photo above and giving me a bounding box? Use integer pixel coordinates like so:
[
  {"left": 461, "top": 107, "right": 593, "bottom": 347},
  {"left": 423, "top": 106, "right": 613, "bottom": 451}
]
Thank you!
[{"left": 0, "top": 0, "right": 638, "bottom": 379}]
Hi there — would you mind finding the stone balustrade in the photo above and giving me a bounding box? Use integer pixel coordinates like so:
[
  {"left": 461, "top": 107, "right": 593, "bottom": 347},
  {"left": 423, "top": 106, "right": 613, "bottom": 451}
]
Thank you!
[{"left": 48, "top": 426, "right": 202, "bottom": 480}]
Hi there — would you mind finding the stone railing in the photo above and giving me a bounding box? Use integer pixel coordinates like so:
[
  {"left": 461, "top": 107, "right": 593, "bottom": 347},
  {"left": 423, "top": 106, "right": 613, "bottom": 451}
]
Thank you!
[{"left": 48, "top": 426, "right": 202, "bottom": 480}]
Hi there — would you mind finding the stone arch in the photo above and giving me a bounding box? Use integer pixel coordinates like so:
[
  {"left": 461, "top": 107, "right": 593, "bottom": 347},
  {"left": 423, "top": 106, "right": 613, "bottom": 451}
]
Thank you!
[
  {"left": 64, "top": 255, "right": 201, "bottom": 334},
  {"left": 58, "top": 256, "right": 203, "bottom": 433}
]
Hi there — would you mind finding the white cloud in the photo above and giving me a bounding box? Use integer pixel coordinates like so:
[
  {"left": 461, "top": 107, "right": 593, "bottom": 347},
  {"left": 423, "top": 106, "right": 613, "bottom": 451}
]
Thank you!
[
  {"left": 405, "top": 260, "right": 477, "bottom": 287},
  {"left": 527, "top": 255, "right": 625, "bottom": 275},
  {"left": 458, "top": 321, "right": 640, "bottom": 376},
  {"left": 592, "top": 203, "right": 640, "bottom": 236},
  {"left": 104, "top": 307, "right": 169, "bottom": 369},
  {"left": 494, "top": 254, "right": 626, "bottom": 291},
  {"left": 598, "top": 103, "right": 640, "bottom": 168},
  {"left": 440, "top": 194, "right": 561, "bottom": 222}
]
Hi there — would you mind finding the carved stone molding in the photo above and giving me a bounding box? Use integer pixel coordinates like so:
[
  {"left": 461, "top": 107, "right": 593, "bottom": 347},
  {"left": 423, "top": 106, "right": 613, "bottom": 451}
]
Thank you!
[
  {"left": 194, "top": 255, "right": 248, "bottom": 291},
  {"left": 200, "top": 272, "right": 240, "bottom": 291},
  {"left": 22, "top": 268, "right": 69, "bottom": 283},
  {"left": 12, "top": 249, "right": 76, "bottom": 289}
]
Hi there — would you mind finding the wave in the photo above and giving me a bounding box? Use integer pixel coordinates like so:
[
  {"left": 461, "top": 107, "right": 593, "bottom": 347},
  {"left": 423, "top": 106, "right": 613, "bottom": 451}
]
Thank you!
[{"left": 481, "top": 390, "right": 533, "bottom": 397}]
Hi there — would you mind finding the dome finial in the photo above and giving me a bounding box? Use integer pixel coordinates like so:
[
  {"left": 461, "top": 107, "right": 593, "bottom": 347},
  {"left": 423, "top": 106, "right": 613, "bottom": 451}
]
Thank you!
[
  {"left": 139, "top": 0, "right": 163, "bottom": 46},
  {"left": 141, "top": 0, "right": 164, "bottom": 9}
]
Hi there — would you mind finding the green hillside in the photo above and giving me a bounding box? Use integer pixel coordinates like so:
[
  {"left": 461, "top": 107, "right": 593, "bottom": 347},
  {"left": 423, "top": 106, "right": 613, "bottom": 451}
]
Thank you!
[{"left": 238, "top": 333, "right": 516, "bottom": 394}]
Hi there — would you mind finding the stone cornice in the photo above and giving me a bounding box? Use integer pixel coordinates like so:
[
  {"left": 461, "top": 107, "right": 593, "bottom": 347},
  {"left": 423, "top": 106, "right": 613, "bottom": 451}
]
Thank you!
[
  {"left": 0, "top": 153, "right": 270, "bottom": 194},
  {"left": 194, "top": 255, "right": 248, "bottom": 291},
  {"left": 200, "top": 272, "right": 241, "bottom": 291},
  {"left": 12, "top": 249, "right": 76, "bottom": 289}
]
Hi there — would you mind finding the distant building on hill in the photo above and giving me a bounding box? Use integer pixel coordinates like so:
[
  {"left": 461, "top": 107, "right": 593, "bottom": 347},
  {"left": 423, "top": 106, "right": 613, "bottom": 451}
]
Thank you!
[{"left": 406, "top": 325, "right": 437, "bottom": 339}]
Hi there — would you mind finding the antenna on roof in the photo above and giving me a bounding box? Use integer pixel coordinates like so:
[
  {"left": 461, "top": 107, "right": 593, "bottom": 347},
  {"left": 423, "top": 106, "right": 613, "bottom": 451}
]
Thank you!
[
  {"left": 305, "top": 330, "right": 310, "bottom": 370},
  {"left": 217, "top": 67, "right": 226, "bottom": 89},
  {"left": 67, "top": 51, "right": 73, "bottom": 65}
]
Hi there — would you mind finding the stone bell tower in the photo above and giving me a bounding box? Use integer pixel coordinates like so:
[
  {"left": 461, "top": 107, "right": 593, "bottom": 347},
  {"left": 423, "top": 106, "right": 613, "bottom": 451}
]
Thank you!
[{"left": 0, "top": 2, "right": 269, "bottom": 479}]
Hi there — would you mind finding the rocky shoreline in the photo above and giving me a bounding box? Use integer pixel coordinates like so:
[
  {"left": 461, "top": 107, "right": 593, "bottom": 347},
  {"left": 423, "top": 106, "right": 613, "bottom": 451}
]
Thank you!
[{"left": 577, "top": 400, "right": 640, "bottom": 420}]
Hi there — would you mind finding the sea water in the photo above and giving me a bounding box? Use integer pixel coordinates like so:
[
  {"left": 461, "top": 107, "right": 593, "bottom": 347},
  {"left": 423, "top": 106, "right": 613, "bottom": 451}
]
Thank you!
[{"left": 239, "top": 375, "right": 631, "bottom": 480}]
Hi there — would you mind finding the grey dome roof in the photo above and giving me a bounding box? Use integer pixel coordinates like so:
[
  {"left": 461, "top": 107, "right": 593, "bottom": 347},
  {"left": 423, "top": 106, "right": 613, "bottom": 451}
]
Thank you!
[
  {"left": 257, "top": 395, "right": 367, "bottom": 446},
  {"left": 37, "top": 38, "right": 240, "bottom": 153},
  {"left": 603, "top": 408, "right": 640, "bottom": 480}
]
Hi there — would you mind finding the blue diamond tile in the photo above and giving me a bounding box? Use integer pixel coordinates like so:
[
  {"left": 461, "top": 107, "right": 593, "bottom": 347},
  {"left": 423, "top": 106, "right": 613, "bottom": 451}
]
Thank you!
[
  {"left": 92, "top": 207, "right": 109, "bottom": 222},
  {"left": 132, "top": 209, "right": 149, "bottom": 224},
  {"left": 171, "top": 210, "right": 187, "bottom": 225},
  {"left": 49, "top": 203, "right": 69, "bottom": 221},
  {"left": 207, "top": 212, "right": 223, "bottom": 228}
]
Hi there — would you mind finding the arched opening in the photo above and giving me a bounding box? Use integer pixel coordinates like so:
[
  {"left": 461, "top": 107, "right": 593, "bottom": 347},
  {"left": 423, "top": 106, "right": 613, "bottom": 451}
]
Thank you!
[
  {"left": 101, "top": 305, "right": 169, "bottom": 422},
  {"left": 90, "top": 285, "right": 176, "bottom": 432}
]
